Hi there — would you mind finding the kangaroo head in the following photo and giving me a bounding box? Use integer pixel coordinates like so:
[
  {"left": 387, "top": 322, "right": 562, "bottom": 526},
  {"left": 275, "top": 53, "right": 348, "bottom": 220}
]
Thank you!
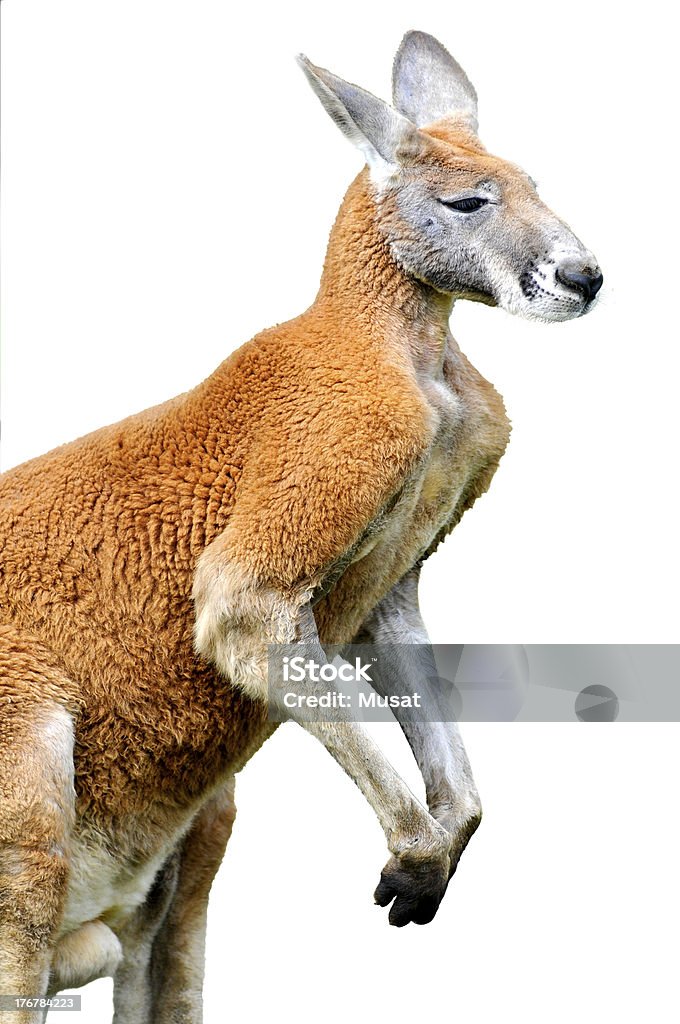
[{"left": 298, "top": 31, "right": 602, "bottom": 323}]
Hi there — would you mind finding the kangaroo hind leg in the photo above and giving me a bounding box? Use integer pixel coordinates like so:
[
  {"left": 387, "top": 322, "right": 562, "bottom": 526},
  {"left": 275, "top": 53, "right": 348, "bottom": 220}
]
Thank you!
[
  {"left": 113, "top": 779, "right": 237, "bottom": 1024},
  {"left": 0, "top": 626, "right": 79, "bottom": 1022}
]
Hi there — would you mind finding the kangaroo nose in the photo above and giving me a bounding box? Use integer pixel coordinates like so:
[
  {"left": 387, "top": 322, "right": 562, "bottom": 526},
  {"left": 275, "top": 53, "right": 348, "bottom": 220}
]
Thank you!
[{"left": 556, "top": 264, "right": 604, "bottom": 302}]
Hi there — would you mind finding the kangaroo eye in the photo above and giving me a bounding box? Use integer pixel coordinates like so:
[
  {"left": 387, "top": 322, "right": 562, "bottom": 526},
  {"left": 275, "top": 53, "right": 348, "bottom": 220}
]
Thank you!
[{"left": 440, "top": 197, "right": 489, "bottom": 213}]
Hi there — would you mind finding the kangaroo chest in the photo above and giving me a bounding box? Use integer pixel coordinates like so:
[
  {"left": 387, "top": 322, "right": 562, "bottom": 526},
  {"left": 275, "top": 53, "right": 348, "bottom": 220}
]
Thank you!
[
  {"left": 385, "top": 353, "right": 504, "bottom": 556},
  {"left": 315, "top": 342, "right": 510, "bottom": 642}
]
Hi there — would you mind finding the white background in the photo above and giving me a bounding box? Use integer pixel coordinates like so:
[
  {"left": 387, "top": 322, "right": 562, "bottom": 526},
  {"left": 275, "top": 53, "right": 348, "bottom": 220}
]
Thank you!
[{"left": 1, "top": 2, "right": 678, "bottom": 1022}]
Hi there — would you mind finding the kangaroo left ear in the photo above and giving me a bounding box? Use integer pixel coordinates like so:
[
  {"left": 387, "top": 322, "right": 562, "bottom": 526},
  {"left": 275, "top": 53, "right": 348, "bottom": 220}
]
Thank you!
[
  {"left": 392, "top": 30, "right": 478, "bottom": 132},
  {"left": 297, "top": 54, "right": 424, "bottom": 181}
]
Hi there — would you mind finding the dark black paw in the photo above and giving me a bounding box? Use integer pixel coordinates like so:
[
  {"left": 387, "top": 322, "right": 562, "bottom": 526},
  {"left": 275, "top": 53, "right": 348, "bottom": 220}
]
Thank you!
[{"left": 374, "top": 854, "right": 449, "bottom": 927}]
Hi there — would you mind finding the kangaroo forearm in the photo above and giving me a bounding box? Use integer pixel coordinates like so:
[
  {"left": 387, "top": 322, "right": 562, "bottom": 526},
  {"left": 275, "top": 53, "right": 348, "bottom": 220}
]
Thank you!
[
  {"left": 356, "top": 573, "right": 480, "bottom": 828},
  {"left": 397, "top": 719, "right": 479, "bottom": 816},
  {"left": 301, "top": 719, "right": 448, "bottom": 856}
]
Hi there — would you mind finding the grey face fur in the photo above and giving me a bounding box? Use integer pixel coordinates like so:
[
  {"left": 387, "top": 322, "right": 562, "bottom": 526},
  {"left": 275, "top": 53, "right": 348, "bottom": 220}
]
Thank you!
[{"left": 298, "top": 31, "right": 602, "bottom": 323}]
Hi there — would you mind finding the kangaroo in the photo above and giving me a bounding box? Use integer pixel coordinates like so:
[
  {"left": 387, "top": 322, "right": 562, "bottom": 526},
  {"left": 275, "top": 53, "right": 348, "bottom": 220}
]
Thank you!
[{"left": 0, "top": 30, "right": 601, "bottom": 1022}]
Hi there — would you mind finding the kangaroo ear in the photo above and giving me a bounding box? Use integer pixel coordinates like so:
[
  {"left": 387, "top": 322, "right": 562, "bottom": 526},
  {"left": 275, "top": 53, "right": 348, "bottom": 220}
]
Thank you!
[
  {"left": 297, "top": 54, "right": 423, "bottom": 180},
  {"left": 392, "top": 30, "right": 478, "bottom": 132}
]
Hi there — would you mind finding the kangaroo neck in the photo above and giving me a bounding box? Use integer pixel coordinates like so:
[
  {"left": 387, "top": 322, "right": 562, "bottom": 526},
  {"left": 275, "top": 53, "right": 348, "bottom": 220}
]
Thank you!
[{"left": 313, "top": 170, "right": 454, "bottom": 373}]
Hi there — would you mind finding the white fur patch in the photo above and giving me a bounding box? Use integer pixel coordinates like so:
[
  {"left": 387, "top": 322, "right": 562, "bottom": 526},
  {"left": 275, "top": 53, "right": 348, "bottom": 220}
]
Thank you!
[
  {"left": 50, "top": 921, "right": 122, "bottom": 993},
  {"left": 35, "top": 706, "right": 76, "bottom": 820},
  {"left": 192, "top": 547, "right": 313, "bottom": 700},
  {"left": 59, "top": 819, "right": 190, "bottom": 937}
]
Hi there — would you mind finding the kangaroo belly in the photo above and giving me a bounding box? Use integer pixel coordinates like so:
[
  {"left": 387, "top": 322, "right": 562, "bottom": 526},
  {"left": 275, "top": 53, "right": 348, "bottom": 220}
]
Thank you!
[{"left": 58, "top": 817, "right": 186, "bottom": 936}]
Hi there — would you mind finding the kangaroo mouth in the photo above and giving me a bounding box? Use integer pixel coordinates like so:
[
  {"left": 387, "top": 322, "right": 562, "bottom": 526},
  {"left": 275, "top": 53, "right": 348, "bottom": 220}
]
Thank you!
[{"left": 456, "top": 287, "right": 497, "bottom": 307}]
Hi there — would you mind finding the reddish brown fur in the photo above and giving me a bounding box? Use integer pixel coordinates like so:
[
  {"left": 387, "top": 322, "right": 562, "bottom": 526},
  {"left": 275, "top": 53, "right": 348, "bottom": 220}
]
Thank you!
[{"left": 0, "top": 124, "right": 510, "bottom": 994}]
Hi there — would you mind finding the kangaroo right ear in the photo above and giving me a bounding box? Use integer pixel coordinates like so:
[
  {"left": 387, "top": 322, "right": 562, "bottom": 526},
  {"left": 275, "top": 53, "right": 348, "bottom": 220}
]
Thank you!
[
  {"left": 392, "top": 30, "right": 479, "bottom": 132},
  {"left": 296, "top": 54, "right": 423, "bottom": 181}
]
